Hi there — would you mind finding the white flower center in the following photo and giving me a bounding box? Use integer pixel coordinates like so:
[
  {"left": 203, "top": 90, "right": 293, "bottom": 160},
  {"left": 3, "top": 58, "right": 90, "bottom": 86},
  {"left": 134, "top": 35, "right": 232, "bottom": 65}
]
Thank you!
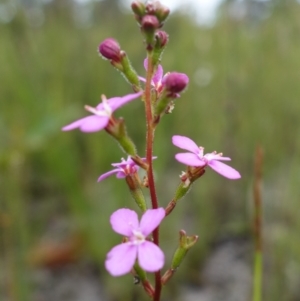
[
  {"left": 197, "top": 146, "right": 206, "bottom": 162},
  {"left": 132, "top": 230, "right": 145, "bottom": 245},
  {"left": 84, "top": 95, "right": 112, "bottom": 117},
  {"left": 119, "top": 157, "right": 137, "bottom": 175},
  {"left": 201, "top": 149, "right": 224, "bottom": 162}
]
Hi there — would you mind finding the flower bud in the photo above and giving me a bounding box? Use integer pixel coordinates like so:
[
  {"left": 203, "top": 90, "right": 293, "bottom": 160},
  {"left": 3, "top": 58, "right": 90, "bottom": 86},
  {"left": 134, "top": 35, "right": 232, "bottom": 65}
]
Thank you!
[
  {"left": 141, "top": 15, "right": 160, "bottom": 49},
  {"left": 145, "top": 1, "right": 170, "bottom": 25},
  {"left": 155, "top": 30, "right": 169, "bottom": 48},
  {"left": 151, "top": 30, "right": 169, "bottom": 69},
  {"left": 163, "top": 72, "right": 189, "bottom": 94},
  {"left": 141, "top": 15, "right": 159, "bottom": 32},
  {"left": 152, "top": 1, "right": 170, "bottom": 24},
  {"left": 98, "top": 38, "right": 121, "bottom": 62},
  {"left": 154, "top": 73, "right": 189, "bottom": 118},
  {"left": 145, "top": 2, "right": 156, "bottom": 15},
  {"left": 131, "top": 1, "right": 146, "bottom": 17},
  {"left": 171, "top": 230, "right": 198, "bottom": 270}
]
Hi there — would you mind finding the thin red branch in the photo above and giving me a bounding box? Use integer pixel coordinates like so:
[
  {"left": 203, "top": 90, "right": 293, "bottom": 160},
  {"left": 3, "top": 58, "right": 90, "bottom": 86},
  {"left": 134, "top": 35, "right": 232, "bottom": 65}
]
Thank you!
[{"left": 144, "top": 56, "right": 161, "bottom": 301}]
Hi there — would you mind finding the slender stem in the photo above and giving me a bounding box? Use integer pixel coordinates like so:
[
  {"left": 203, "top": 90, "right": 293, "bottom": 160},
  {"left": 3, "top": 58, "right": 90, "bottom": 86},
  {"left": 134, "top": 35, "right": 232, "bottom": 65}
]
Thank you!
[
  {"left": 144, "top": 55, "right": 161, "bottom": 301},
  {"left": 145, "top": 58, "right": 159, "bottom": 210},
  {"left": 253, "top": 252, "right": 262, "bottom": 301},
  {"left": 252, "top": 146, "right": 263, "bottom": 301}
]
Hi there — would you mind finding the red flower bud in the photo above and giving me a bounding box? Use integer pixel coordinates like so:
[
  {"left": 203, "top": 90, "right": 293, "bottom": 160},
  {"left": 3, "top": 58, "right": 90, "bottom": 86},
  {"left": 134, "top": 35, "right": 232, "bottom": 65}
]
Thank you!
[
  {"left": 163, "top": 72, "right": 189, "bottom": 94},
  {"left": 141, "top": 15, "right": 159, "bottom": 31},
  {"left": 98, "top": 38, "right": 121, "bottom": 62},
  {"left": 155, "top": 30, "right": 169, "bottom": 48},
  {"left": 145, "top": 2, "right": 170, "bottom": 23}
]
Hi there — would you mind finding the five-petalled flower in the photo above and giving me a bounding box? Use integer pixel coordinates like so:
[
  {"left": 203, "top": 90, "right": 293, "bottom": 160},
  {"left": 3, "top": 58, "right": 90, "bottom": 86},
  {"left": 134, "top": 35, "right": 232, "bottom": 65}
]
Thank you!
[
  {"left": 172, "top": 135, "right": 241, "bottom": 179},
  {"left": 105, "top": 208, "right": 165, "bottom": 276},
  {"left": 62, "top": 92, "right": 142, "bottom": 133}
]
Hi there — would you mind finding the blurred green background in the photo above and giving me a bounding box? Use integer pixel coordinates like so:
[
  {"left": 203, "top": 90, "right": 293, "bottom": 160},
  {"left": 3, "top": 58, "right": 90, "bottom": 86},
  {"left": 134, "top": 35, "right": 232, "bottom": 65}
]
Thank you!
[{"left": 1, "top": 0, "right": 300, "bottom": 300}]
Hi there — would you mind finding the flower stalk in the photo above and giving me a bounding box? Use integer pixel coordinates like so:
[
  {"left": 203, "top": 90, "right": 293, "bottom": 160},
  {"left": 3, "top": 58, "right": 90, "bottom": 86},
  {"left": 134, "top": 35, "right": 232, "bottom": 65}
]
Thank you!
[
  {"left": 144, "top": 55, "right": 161, "bottom": 301},
  {"left": 252, "top": 146, "right": 263, "bottom": 301},
  {"left": 125, "top": 174, "right": 147, "bottom": 212}
]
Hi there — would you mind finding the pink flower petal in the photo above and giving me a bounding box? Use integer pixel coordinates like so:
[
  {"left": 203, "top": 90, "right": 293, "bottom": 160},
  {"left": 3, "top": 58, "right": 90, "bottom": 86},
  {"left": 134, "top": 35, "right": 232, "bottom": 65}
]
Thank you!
[
  {"left": 110, "top": 208, "right": 139, "bottom": 236},
  {"left": 62, "top": 115, "right": 108, "bottom": 132},
  {"left": 143, "top": 58, "right": 148, "bottom": 70},
  {"left": 143, "top": 58, "right": 163, "bottom": 87},
  {"left": 116, "top": 171, "right": 126, "bottom": 179},
  {"left": 139, "top": 208, "right": 165, "bottom": 236},
  {"left": 96, "top": 102, "right": 104, "bottom": 110},
  {"left": 109, "top": 92, "right": 143, "bottom": 111},
  {"left": 208, "top": 160, "right": 241, "bottom": 179},
  {"left": 152, "top": 64, "right": 163, "bottom": 86},
  {"left": 175, "top": 153, "right": 205, "bottom": 167},
  {"left": 172, "top": 135, "right": 200, "bottom": 154},
  {"left": 62, "top": 116, "right": 91, "bottom": 131},
  {"left": 214, "top": 157, "right": 231, "bottom": 161},
  {"left": 97, "top": 169, "right": 120, "bottom": 182},
  {"left": 79, "top": 115, "right": 108, "bottom": 132},
  {"left": 112, "top": 157, "right": 134, "bottom": 167},
  {"left": 105, "top": 243, "right": 137, "bottom": 276},
  {"left": 205, "top": 153, "right": 231, "bottom": 161},
  {"left": 138, "top": 76, "right": 146, "bottom": 83},
  {"left": 138, "top": 241, "right": 164, "bottom": 272}
]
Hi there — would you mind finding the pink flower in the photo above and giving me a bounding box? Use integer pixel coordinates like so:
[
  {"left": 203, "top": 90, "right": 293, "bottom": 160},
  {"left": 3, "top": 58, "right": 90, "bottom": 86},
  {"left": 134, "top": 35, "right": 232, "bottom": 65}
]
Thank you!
[
  {"left": 139, "top": 58, "right": 166, "bottom": 92},
  {"left": 105, "top": 208, "right": 165, "bottom": 276},
  {"left": 98, "top": 156, "right": 139, "bottom": 182},
  {"left": 172, "top": 135, "right": 241, "bottom": 180},
  {"left": 139, "top": 58, "right": 189, "bottom": 96},
  {"left": 62, "top": 92, "right": 142, "bottom": 133}
]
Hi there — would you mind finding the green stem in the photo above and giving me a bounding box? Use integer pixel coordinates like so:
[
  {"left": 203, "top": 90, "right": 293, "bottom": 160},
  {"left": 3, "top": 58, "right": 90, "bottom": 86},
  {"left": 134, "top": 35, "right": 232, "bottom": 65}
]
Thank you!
[
  {"left": 144, "top": 54, "right": 161, "bottom": 301},
  {"left": 252, "top": 146, "right": 263, "bottom": 301},
  {"left": 253, "top": 251, "right": 262, "bottom": 301},
  {"left": 5, "top": 156, "right": 31, "bottom": 301}
]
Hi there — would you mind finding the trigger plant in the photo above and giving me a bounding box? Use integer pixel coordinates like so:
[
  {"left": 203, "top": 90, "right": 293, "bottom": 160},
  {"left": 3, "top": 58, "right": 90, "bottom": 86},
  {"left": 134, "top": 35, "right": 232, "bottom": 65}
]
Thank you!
[{"left": 62, "top": 1, "right": 241, "bottom": 300}]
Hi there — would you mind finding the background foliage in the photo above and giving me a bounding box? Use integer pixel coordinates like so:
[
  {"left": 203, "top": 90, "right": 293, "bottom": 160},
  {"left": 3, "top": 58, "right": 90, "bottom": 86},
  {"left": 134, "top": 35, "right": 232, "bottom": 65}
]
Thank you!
[{"left": 1, "top": 0, "right": 300, "bottom": 300}]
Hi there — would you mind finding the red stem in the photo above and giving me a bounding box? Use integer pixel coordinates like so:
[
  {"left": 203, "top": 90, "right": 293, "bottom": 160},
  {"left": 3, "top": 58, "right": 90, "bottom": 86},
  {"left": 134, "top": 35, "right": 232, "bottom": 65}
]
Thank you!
[{"left": 144, "top": 56, "right": 161, "bottom": 301}]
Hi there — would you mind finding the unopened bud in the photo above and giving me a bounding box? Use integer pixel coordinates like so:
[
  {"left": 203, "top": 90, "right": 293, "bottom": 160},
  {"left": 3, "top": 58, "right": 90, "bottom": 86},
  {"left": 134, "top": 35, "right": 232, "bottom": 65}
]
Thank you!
[
  {"left": 152, "top": 30, "right": 169, "bottom": 68},
  {"left": 154, "top": 73, "right": 189, "bottom": 117},
  {"left": 146, "top": 1, "right": 170, "bottom": 22},
  {"left": 141, "top": 15, "right": 159, "bottom": 32},
  {"left": 98, "top": 38, "right": 121, "bottom": 62},
  {"left": 153, "top": 1, "right": 170, "bottom": 24},
  {"left": 163, "top": 72, "right": 189, "bottom": 94},
  {"left": 155, "top": 30, "right": 169, "bottom": 48},
  {"left": 145, "top": 2, "right": 155, "bottom": 15},
  {"left": 131, "top": 1, "right": 146, "bottom": 17},
  {"left": 171, "top": 230, "right": 198, "bottom": 270},
  {"left": 141, "top": 15, "right": 160, "bottom": 49}
]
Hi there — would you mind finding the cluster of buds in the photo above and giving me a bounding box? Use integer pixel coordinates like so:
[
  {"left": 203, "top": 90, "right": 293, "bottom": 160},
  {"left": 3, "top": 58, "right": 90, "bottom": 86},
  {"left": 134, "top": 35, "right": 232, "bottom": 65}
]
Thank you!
[
  {"left": 62, "top": 1, "right": 241, "bottom": 300},
  {"left": 131, "top": 1, "right": 170, "bottom": 48}
]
